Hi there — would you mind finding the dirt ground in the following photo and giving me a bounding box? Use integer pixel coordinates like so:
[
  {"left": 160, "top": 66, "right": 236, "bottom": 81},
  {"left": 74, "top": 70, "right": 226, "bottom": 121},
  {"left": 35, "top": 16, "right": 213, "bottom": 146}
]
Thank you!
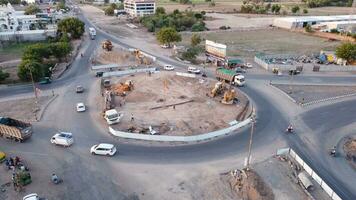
[
  {"left": 179, "top": 29, "right": 340, "bottom": 58},
  {"left": 344, "top": 137, "right": 356, "bottom": 170},
  {"left": 94, "top": 44, "right": 146, "bottom": 66},
  {"left": 109, "top": 71, "right": 249, "bottom": 136},
  {"left": 0, "top": 96, "right": 52, "bottom": 122},
  {"left": 272, "top": 84, "right": 356, "bottom": 104}
]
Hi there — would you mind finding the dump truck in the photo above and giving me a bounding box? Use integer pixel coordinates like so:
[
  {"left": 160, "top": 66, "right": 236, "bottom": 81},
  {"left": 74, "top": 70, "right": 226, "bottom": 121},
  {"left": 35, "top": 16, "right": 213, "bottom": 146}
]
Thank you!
[
  {"left": 216, "top": 68, "right": 245, "bottom": 86},
  {"left": 0, "top": 117, "right": 33, "bottom": 142}
]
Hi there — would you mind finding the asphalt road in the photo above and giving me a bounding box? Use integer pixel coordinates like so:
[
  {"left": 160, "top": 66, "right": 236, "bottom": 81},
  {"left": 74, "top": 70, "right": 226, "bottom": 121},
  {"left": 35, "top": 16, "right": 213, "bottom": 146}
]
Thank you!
[{"left": 0, "top": 8, "right": 356, "bottom": 200}]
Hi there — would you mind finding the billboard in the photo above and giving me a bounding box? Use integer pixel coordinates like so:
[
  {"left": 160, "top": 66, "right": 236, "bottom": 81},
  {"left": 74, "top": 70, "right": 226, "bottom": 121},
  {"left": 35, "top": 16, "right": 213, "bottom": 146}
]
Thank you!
[{"left": 205, "top": 40, "right": 227, "bottom": 59}]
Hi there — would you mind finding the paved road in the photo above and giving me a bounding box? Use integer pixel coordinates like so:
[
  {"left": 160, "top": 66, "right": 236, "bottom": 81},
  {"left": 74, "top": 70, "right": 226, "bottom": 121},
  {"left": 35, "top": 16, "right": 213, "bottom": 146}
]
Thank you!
[{"left": 0, "top": 7, "right": 356, "bottom": 200}]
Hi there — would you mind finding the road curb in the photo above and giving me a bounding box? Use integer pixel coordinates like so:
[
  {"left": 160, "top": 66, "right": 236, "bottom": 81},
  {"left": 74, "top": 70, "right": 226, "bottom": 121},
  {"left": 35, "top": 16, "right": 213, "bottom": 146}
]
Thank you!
[
  {"left": 301, "top": 92, "right": 356, "bottom": 107},
  {"left": 37, "top": 94, "right": 58, "bottom": 122},
  {"left": 269, "top": 83, "right": 297, "bottom": 104}
]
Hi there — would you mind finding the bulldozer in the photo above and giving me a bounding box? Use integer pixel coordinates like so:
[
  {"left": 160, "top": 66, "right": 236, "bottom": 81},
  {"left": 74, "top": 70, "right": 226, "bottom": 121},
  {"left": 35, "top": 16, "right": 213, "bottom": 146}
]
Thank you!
[
  {"left": 102, "top": 40, "right": 113, "bottom": 51},
  {"left": 221, "top": 89, "right": 237, "bottom": 105}
]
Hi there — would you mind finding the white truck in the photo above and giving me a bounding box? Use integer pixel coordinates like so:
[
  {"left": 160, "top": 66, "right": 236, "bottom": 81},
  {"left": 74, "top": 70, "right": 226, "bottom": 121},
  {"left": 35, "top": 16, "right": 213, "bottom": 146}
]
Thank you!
[
  {"left": 89, "top": 27, "right": 96, "bottom": 40},
  {"left": 104, "top": 109, "right": 123, "bottom": 125}
]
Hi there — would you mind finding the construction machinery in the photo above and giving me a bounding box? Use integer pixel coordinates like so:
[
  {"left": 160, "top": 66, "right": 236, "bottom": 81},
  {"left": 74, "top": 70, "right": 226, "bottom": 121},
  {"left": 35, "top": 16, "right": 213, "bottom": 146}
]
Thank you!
[
  {"left": 112, "top": 80, "right": 134, "bottom": 96},
  {"left": 132, "top": 49, "right": 152, "bottom": 65},
  {"left": 221, "top": 89, "right": 237, "bottom": 105},
  {"left": 102, "top": 40, "right": 113, "bottom": 51},
  {"left": 210, "top": 82, "right": 224, "bottom": 97},
  {"left": 0, "top": 117, "right": 32, "bottom": 142}
]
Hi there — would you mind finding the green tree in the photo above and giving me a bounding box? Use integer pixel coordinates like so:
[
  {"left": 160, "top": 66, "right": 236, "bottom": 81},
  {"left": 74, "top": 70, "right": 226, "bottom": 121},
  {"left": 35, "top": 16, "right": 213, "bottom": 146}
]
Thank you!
[
  {"left": 182, "top": 47, "right": 199, "bottom": 61},
  {"left": 291, "top": 5, "right": 300, "bottom": 14},
  {"left": 105, "top": 6, "right": 115, "bottom": 16},
  {"left": 57, "top": 17, "right": 85, "bottom": 39},
  {"left": 303, "top": 8, "right": 308, "bottom": 14},
  {"left": 0, "top": 69, "right": 9, "bottom": 82},
  {"left": 110, "top": 3, "right": 118, "bottom": 9},
  {"left": 50, "top": 42, "right": 72, "bottom": 61},
  {"left": 18, "top": 59, "right": 44, "bottom": 81},
  {"left": 22, "top": 43, "right": 51, "bottom": 61},
  {"left": 191, "top": 22, "right": 205, "bottom": 32},
  {"left": 24, "top": 5, "right": 41, "bottom": 15},
  {"left": 156, "top": 7, "right": 166, "bottom": 15},
  {"left": 156, "top": 27, "right": 182, "bottom": 46},
  {"left": 191, "top": 33, "right": 201, "bottom": 47},
  {"left": 271, "top": 4, "right": 281, "bottom": 14},
  {"left": 336, "top": 43, "right": 356, "bottom": 63}
]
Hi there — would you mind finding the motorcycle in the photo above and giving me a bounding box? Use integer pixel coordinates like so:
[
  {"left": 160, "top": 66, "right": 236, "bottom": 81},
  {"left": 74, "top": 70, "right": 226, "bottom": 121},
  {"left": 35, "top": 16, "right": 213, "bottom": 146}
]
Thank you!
[
  {"left": 329, "top": 147, "right": 337, "bottom": 157},
  {"left": 285, "top": 125, "right": 294, "bottom": 134},
  {"left": 51, "top": 174, "right": 63, "bottom": 184}
]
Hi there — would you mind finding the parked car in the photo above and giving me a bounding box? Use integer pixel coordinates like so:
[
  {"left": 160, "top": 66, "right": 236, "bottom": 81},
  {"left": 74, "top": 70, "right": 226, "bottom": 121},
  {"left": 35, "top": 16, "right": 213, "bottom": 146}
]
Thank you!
[
  {"left": 23, "top": 193, "right": 40, "bottom": 200},
  {"left": 160, "top": 44, "right": 170, "bottom": 49},
  {"left": 244, "top": 63, "right": 253, "bottom": 68},
  {"left": 50, "top": 132, "right": 73, "bottom": 147},
  {"left": 90, "top": 143, "right": 117, "bottom": 156},
  {"left": 163, "top": 65, "right": 175, "bottom": 71},
  {"left": 187, "top": 67, "right": 201, "bottom": 74},
  {"left": 76, "top": 85, "right": 84, "bottom": 93},
  {"left": 76, "top": 103, "right": 86, "bottom": 112}
]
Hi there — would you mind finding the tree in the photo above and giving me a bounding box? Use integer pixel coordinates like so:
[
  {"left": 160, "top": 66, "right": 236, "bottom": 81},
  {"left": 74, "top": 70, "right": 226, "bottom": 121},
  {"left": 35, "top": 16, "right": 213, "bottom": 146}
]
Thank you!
[
  {"left": 191, "top": 22, "right": 205, "bottom": 32},
  {"left": 304, "top": 24, "right": 313, "bottom": 33},
  {"left": 156, "top": 27, "right": 182, "bottom": 46},
  {"left": 57, "top": 17, "right": 85, "bottom": 39},
  {"left": 303, "top": 8, "right": 308, "bottom": 14},
  {"left": 110, "top": 3, "right": 118, "bottom": 9},
  {"left": 182, "top": 47, "right": 199, "bottom": 61},
  {"left": 156, "top": 7, "right": 165, "bottom": 15},
  {"left": 0, "top": 69, "right": 9, "bottom": 82},
  {"left": 191, "top": 33, "right": 201, "bottom": 46},
  {"left": 336, "top": 43, "right": 356, "bottom": 63},
  {"left": 24, "top": 5, "right": 41, "bottom": 15},
  {"left": 271, "top": 4, "right": 281, "bottom": 14},
  {"left": 105, "top": 6, "right": 115, "bottom": 16},
  {"left": 291, "top": 5, "right": 300, "bottom": 14},
  {"left": 18, "top": 59, "right": 44, "bottom": 81},
  {"left": 118, "top": 3, "right": 124, "bottom": 9},
  {"left": 56, "top": 1, "right": 66, "bottom": 11},
  {"left": 50, "top": 42, "right": 72, "bottom": 61}
]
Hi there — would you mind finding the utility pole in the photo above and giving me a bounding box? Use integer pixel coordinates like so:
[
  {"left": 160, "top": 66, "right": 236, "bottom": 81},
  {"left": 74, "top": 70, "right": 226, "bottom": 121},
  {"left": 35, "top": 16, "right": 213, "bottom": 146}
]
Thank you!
[
  {"left": 246, "top": 113, "right": 256, "bottom": 171},
  {"left": 29, "top": 67, "right": 39, "bottom": 120}
]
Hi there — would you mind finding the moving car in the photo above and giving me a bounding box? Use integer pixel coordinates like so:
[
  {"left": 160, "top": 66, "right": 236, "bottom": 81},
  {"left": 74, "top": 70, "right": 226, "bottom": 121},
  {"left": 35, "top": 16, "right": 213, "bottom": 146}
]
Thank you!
[
  {"left": 76, "top": 86, "right": 84, "bottom": 93},
  {"left": 187, "top": 67, "right": 201, "bottom": 74},
  {"left": 163, "top": 65, "right": 175, "bottom": 71},
  {"left": 160, "top": 44, "right": 170, "bottom": 49},
  {"left": 23, "top": 193, "right": 40, "bottom": 200},
  {"left": 90, "top": 143, "right": 117, "bottom": 156},
  {"left": 50, "top": 132, "right": 73, "bottom": 147},
  {"left": 76, "top": 103, "right": 86, "bottom": 112}
]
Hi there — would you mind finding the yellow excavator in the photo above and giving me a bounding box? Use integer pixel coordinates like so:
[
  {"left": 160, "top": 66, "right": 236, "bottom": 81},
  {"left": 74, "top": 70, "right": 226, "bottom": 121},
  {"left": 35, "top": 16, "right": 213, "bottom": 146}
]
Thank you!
[
  {"left": 221, "top": 89, "right": 237, "bottom": 105},
  {"left": 210, "top": 82, "right": 223, "bottom": 97},
  {"left": 102, "top": 40, "right": 113, "bottom": 51}
]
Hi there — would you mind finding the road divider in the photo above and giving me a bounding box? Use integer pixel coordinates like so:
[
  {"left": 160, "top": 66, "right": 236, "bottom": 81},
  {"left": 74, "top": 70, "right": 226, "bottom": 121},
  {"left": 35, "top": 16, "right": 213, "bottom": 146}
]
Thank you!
[
  {"left": 109, "top": 117, "right": 252, "bottom": 142},
  {"left": 103, "top": 67, "right": 157, "bottom": 77}
]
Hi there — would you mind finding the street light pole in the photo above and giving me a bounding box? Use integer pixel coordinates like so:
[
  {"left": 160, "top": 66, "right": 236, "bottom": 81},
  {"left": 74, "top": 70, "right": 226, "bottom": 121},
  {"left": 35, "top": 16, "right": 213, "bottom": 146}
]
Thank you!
[
  {"left": 246, "top": 114, "right": 256, "bottom": 171},
  {"left": 29, "top": 67, "right": 39, "bottom": 120}
]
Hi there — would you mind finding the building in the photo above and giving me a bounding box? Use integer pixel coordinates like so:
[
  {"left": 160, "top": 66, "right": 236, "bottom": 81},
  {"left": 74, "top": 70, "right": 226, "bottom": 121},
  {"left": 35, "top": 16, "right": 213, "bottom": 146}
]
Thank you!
[
  {"left": 319, "top": 21, "right": 356, "bottom": 33},
  {"left": 273, "top": 15, "right": 356, "bottom": 29},
  {"left": 124, "top": 0, "right": 155, "bottom": 17}
]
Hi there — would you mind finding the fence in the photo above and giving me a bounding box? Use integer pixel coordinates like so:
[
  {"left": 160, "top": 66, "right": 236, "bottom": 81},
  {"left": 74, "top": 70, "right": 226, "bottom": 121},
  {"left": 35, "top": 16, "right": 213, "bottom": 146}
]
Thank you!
[
  {"left": 0, "top": 30, "right": 56, "bottom": 42},
  {"left": 109, "top": 117, "right": 252, "bottom": 142},
  {"left": 280, "top": 148, "right": 342, "bottom": 200}
]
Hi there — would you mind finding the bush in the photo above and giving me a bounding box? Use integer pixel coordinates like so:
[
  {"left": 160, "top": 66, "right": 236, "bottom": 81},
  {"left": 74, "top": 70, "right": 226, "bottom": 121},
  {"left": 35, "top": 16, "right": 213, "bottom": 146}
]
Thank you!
[
  {"left": 0, "top": 69, "right": 9, "bottom": 82},
  {"left": 303, "top": 8, "right": 308, "bottom": 14},
  {"left": 24, "top": 5, "right": 41, "bottom": 15},
  {"left": 291, "top": 5, "right": 300, "bottom": 13},
  {"left": 271, "top": 4, "right": 281, "bottom": 14},
  {"left": 305, "top": 24, "right": 313, "bottom": 32},
  {"left": 192, "top": 22, "right": 205, "bottom": 32},
  {"left": 156, "top": 7, "right": 166, "bottom": 15},
  {"left": 336, "top": 43, "right": 356, "bottom": 63},
  {"left": 191, "top": 33, "right": 201, "bottom": 46},
  {"left": 330, "top": 28, "right": 339, "bottom": 33},
  {"left": 179, "top": 0, "right": 190, "bottom": 4},
  {"left": 182, "top": 47, "right": 199, "bottom": 61},
  {"left": 105, "top": 6, "right": 115, "bottom": 16}
]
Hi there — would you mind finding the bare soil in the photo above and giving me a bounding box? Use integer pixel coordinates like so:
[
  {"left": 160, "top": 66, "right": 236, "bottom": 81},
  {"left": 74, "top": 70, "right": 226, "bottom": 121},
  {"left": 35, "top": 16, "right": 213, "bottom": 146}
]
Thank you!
[
  {"left": 94, "top": 45, "right": 140, "bottom": 66},
  {"left": 110, "top": 71, "right": 249, "bottom": 136},
  {"left": 0, "top": 96, "right": 52, "bottom": 122},
  {"left": 344, "top": 138, "right": 356, "bottom": 170}
]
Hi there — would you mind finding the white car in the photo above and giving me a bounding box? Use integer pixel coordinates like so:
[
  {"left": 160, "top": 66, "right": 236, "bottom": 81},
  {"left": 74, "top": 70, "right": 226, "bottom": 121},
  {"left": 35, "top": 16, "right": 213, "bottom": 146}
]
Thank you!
[
  {"left": 160, "top": 44, "right": 170, "bottom": 49},
  {"left": 23, "top": 193, "right": 39, "bottom": 200},
  {"left": 244, "top": 63, "right": 253, "bottom": 68},
  {"left": 50, "top": 132, "right": 74, "bottom": 147},
  {"left": 163, "top": 65, "right": 175, "bottom": 71},
  {"left": 187, "top": 67, "right": 201, "bottom": 74},
  {"left": 76, "top": 103, "right": 86, "bottom": 112},
  {"left": 90, "top": 143, "right": 117, "bottom": 156}
]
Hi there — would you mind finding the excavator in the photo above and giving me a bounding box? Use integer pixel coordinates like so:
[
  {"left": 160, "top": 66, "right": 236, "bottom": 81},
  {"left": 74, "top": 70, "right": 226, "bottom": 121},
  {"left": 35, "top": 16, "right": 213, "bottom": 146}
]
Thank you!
[
  {"left": 221, "top": 88, "right": 237, "bottom": 105},
  {"left": 210, "top": 82, "right": 224, "bottom": 97}
]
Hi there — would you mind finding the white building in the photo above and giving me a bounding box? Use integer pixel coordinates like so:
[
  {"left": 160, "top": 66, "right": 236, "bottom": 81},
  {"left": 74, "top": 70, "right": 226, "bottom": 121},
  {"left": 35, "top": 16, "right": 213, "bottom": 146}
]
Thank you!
[
  {"left": 124, "top": 0, "right": 155, "bottom": 17},
  {"left": 273, "top": 15, "right": 356, "bottom": 29}
]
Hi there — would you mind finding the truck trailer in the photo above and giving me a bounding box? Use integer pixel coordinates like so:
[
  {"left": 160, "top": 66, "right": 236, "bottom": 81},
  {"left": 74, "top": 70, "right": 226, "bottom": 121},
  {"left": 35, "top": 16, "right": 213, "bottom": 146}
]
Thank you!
[
  {"left": 216, "top": 68, "right": 245, "bottom": 86},
  {"left": 0, "top": 117, "right": 33, "bottom": 142}
]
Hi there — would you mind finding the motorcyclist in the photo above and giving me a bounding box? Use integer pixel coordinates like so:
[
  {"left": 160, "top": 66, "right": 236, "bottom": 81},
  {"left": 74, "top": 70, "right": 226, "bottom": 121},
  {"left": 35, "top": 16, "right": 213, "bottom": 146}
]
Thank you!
[
  {"left": 51, "top": 173, "right": 59, "bottom": 184},
  {"left": 330, "top": 146, "right": 336, "bottom": 156},
  {"left": 80, "top": 53, "right": 83, "bottom": 57},
  {"left": 286, "top": 124, "right": 294, "bottom": 133}
]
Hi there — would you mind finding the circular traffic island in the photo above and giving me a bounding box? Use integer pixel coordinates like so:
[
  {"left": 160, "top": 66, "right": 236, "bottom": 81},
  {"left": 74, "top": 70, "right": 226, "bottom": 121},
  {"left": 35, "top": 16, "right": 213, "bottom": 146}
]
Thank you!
[{"left": 106, "top": 71, "right": 251, "bottom": 136}]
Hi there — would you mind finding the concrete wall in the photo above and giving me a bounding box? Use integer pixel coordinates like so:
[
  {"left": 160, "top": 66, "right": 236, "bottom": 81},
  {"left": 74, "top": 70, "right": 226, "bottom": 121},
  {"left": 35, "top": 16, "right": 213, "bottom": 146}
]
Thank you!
[{"left": 0, "top": 30, "right": 56, "bottom": 42}]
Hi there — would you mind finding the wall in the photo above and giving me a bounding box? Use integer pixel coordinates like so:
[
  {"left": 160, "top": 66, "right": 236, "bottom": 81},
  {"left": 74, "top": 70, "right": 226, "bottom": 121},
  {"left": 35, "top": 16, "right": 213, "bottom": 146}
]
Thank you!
[{"left": 0, "top": 30, "right": 56, "bottom": 42}]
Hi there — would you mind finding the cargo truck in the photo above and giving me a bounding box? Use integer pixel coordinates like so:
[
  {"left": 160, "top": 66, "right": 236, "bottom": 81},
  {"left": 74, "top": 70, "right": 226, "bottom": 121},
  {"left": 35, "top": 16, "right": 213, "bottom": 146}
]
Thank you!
[
  {"left": 0, "top": 117, "right": 33, "bottom": 142},
  {"left": 216, "top": 68, "right": 245, "bottom": 86}
]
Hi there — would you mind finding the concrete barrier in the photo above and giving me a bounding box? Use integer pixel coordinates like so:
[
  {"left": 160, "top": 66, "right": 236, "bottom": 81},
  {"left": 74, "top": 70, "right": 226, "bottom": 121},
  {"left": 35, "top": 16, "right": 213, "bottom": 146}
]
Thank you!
[
  {"left": 109, "top": 117, "right": 252, "bottom": 142},
  {"left": 103, "top": 67, "right": 157, "bottom": 77},
  {"left": 175, "top": 72, "right": 196, "bottom": 78}
]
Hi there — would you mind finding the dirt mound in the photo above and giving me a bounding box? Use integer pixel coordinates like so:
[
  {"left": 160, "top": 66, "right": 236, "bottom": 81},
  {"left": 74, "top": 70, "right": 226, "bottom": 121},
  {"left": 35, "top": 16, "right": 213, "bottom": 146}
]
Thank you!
[{"left": 344, "top": 138, "right": 356, "bottom": 169}]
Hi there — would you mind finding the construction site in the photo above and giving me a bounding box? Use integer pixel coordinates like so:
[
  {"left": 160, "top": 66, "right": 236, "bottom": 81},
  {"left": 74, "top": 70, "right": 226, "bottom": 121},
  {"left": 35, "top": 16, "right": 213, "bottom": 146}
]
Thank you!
[{"left": 100, "top": 71, "right": 250, "bottom": 136}]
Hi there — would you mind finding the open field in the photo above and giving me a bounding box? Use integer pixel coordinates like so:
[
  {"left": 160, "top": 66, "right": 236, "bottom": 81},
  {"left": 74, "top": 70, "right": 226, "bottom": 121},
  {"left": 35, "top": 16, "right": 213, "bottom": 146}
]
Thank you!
[
  {"left": 0, "top": 42, "right": 31, "bottom": 62},
  {"left": 110, "top": 71, "right": 249, "bottom": 136},
  {"left": 179, "top": 29, "right": 340, "bottom": 58}
]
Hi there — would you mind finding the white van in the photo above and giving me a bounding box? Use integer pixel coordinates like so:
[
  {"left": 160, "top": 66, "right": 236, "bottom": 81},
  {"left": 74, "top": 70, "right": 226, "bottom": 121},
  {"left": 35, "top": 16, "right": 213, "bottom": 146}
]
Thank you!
[
  {"left": 50, "top": 132, "right": 74, "bottom": 147},
  {"left": 187, "top": 67, "right": 201, "bottom": 74},
  {"left": 104, "top": 109, "right": 123, "bottom": 125}
]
